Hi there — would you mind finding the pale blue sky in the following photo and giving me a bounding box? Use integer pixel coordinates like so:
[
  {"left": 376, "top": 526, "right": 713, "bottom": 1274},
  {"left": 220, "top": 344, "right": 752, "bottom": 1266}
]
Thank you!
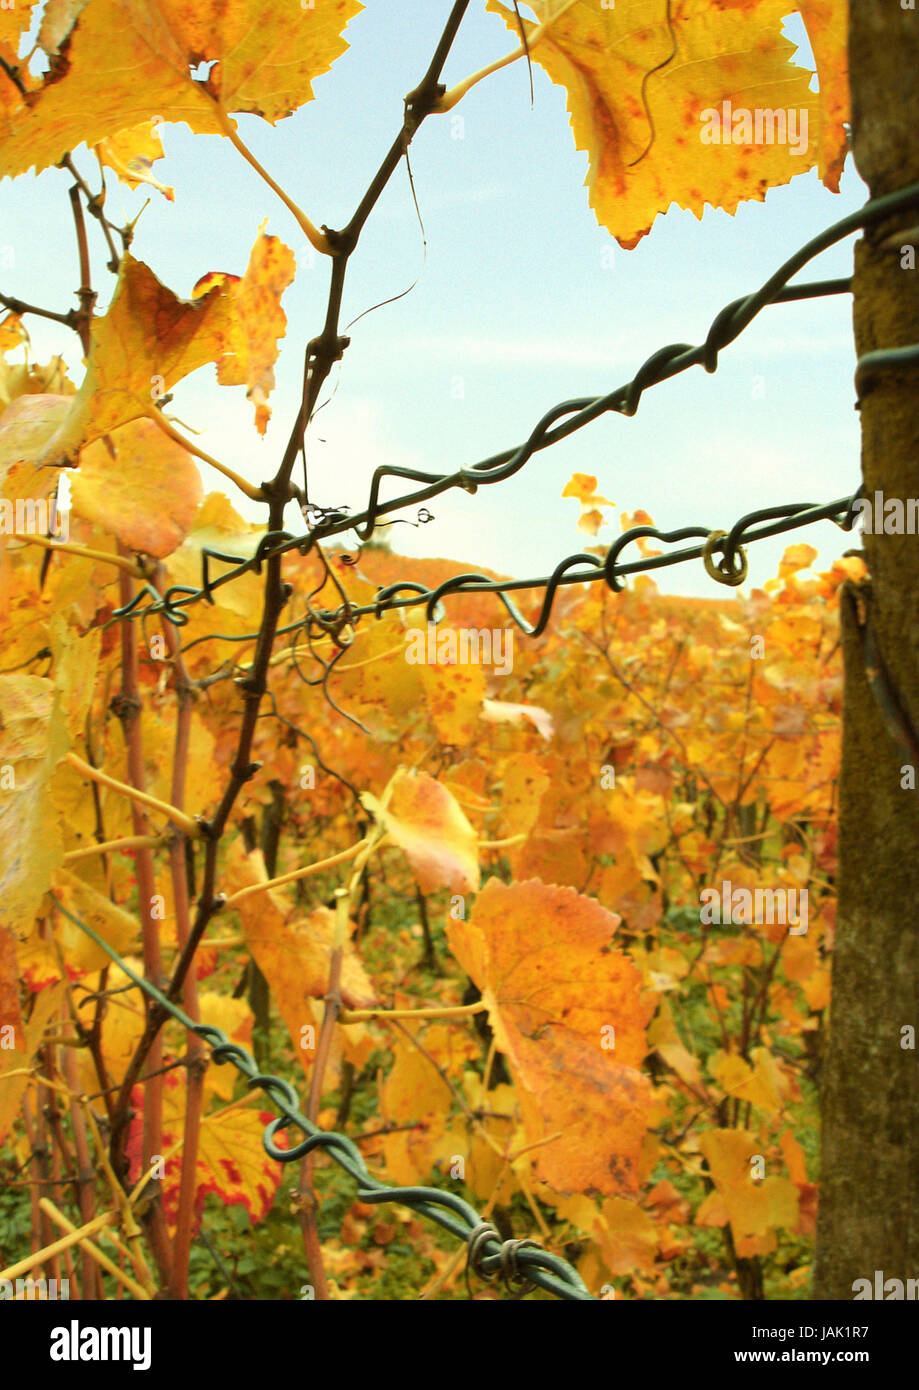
[{"left": 3, "top": 2, "right": 866, "bottom": 598}]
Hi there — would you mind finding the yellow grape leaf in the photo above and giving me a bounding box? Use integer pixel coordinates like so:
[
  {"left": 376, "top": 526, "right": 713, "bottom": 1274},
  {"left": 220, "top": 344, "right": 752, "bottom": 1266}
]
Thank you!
[
  {"left": 647, "top": 996, "right": 703, "bottom": 1088},
  {"left": 487, "top": 0, "right": 847, "bottom": 249},
  {"left": 499, "top": 752, "right": 550, "bottom": 839},
  {"left": 198, "top": 992, "right": 254, "bottom": 1100},
  {"left": 0, "top": 1, "right": 36, "bottom": 53},
  {"left": 562, "top": 471, "right": 614, "bottom": 534},
  {"left": 709, "top": 1047, "right": 785, "bottom": 1114},
  {"left": 36, "top": 255, "right": 235, "bottom": 466},
  {"left": 697, "top": 1128, "right": 799, "bottom": 1247},
  {"left": 0, "top": 982, "right": 64, "bottom": 1145},
  {"left": 420, "top": 660, "right": 487, "bottom": 746},
  {"left": 195, "top": 224, "right": 296, "bottom": 435},
  {"left": 361, "top": 768, "right": 480, "bottom": 895},
  {"left": 49, "top": 868, "right": 139, "bottom": 973},
  {"left": 447, "top": 878, "right": 654, "bottom": 1197},
  {"left": 0, "top": 674, "right": 68, "bottom": 937},
  {"left": 0, "top": 312, "right": 26, "bottom": 353},
  {"left": 166, "top": 491, "right": 265, "bottom": 622},
  {"left": 96, "top": 120, "right": 174, "bottom": 201},
  {"left": 127, "top": 1071, "right": 283, "bottom": 1233},
  {"left": 378, "top": 1025, "right": 472, "bottom": 1186},
  {"left": 0, "top": 355, "right": 75, "bottom": 414},
  {"left": 0, "top": 0, "right": 364, "bottom": 179},
  {"left": 561, "top": 473, "right": 612, "bottom": 506},
  {"left": 71, "top": 417, "right": 203, "bottom": 558}
]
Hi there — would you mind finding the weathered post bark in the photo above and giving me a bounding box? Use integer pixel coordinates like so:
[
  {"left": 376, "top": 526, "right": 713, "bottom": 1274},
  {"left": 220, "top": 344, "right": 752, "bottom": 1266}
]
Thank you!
[{"left": 813, "top": 2, "right": 919, "bottom": 1300}]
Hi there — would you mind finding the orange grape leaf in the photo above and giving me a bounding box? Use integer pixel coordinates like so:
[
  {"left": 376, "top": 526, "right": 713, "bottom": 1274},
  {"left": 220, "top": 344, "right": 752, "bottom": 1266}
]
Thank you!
[
  {"left": 71, "top": 417, "right": 203, "bottom": 558},
  {"left": 195, "top": 223, "right": 296, "bottom": 435},
  {"left": 224, "top": 842, "right": 376, "bottom": 1078},
  {"left": 361, "top": 768, "right": 480, "bottom": 895},
  {"left": 126, "top": 1072, "right": 283, "bottom": 1234},
  {"left": 487, "top": 0, "right": 847, "bottom": 249},
  {"left": 0, "top": 674, "right": 68, "bottom": 937},
  {"left": 96, "top": 120, "right": 174, "bottom": 201},
  {"left": 447, "top": 878, "right": 654, "bottom": 1197},
  {"left": 796, "top": 0, "right": 849, "bottom": 190},
  {"left": 36, "top": 256, "right": 235, "bottom": 466},
  {"left": 0, "top": 926, "right": 23, "bottom": 1038},
  {"left": 0, "top": 0, "right": 364, "bottom": 179}
]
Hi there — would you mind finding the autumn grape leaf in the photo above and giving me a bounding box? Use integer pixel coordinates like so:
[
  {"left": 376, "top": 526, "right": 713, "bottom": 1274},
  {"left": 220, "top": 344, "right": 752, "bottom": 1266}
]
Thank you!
[
  {"left": 0, "top": 0, "right": 364, "bottom": 179},
  {"left": 486, "top": 0, "right": 848, "bottom": 248},
  {"left": 480, "top": 698, "right": 554, "bottom": 741},
  {"left": 166, "top": 491, "right": 265, "bottom": 622},
  {"left": 420, "top": 661, "right": 487, "bottom": 746},
  {"left": 696, "top": 1128, "right": 799, "bottom": 1256},
  {"left": 0, "top": 982, "right": 64, "bottom": 1145},
  {"left": 447, "top": 878, "right": 654, "bottom": 1197},
  {"left": 562, "top": 471, "right": 614, "bottom": 536},
  {"left": 48, "top": 868, "right": 139, "bottom": 973},
  {"left": 361, "top": 768, "right": 480, "bottom": 895},
  {"left": 0, "top": 675, "right": 68, "bottom": 937},
  {"left": 709, "top": 1046, "right": 788, "bottom": 1115},
  {"left": 0, "top": 926, "right": 23, "bottom": 1039},
  {"left": 193, "top": 224, "right": 296, "bottom": 435},
  {"left": 71, "top": 417, "right": 203, "bottom": 558},
  {"left": 125, "top": 1073, "right": 284, "bottom": 1234},
  {"left": 96, "top": 120, "right": 174, "bottom": 201},
  {"left": 36, "top": 256, "right": 235, "bottom": 466},
  {"left": 0, "top": 395, "right": 72, "bottom": 477},
  {"left": 224, "top": 841, "right": 376, "bottom": 1078}
]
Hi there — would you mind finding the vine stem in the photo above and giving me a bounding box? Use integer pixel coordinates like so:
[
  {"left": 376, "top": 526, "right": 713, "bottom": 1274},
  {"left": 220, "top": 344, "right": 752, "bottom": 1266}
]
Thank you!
[
  {"left": 296, "top": 888, "right": 350, "bottom": 1299},
  {"left": 435, "top": 16, "right": 553, "bottom": 113},
  {"left": 65, "top": 752, "right": 201, "bottom": 838},
  {"left": 144, "top": 406, "right": 266, "bottom": 501},
  {"left": 9, "top": 534, "right": 148, "bottom": 576},
  {"left": 339, "top": 1000, "right": 487, "bottom": 1024},
  {"left": 213, "top": 101, "right": 331, "bottom": 256}
]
